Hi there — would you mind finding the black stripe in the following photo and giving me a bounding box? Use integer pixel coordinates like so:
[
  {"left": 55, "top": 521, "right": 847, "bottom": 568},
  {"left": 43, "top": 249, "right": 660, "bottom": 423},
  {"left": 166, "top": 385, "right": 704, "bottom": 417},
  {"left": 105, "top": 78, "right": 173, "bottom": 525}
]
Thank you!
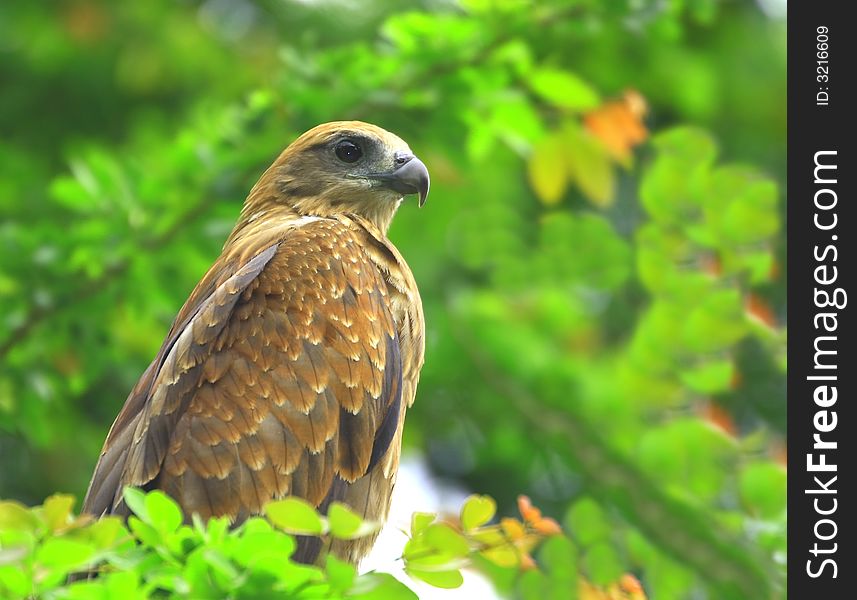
[{"left": 368, "top": 331, "right": 403, "bottom": 472}]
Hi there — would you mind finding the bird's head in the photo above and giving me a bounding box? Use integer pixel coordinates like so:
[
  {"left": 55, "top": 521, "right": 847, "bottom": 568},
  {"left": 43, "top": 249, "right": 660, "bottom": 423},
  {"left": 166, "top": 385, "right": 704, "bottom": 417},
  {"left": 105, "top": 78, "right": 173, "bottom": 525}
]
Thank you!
[{"left": 243, "top": 121, "right": 430, "bottom": 233}]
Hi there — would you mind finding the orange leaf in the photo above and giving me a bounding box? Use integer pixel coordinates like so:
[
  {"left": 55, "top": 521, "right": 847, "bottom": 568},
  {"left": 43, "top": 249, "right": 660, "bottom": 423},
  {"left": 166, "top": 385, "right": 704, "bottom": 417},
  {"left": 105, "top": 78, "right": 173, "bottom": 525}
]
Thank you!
[
  {"left": 700, "top": 253, "right": 722, "bottom": 277},
  {"left": 63, "top": 1, "right": 109, "bottom": 43},
  {"left": 620, "top": 574, "right": 644, "bottom": 595},
  {"left": 500, "top": 517, "right": 526, "bottom": 541},
  {"left": 730, "top": 368, "right": 744, "bottom": 390},
  {"left": 517, "top": 495, "right": 542, "bottom": 523},
  {"left": 532, "top": 517, "right": 562, "bottom": 536},
  {"left": 699, "top": 401, "right": 737, "bottom": 436},
  {"left": 745, "top": 293, "right": 777, "bottom": 328},
  {"left": 580, "top": 580, "right": 608, "bottom": 600},
  {"left": 584, "top": 90, "right": 649, "bottom": 165},
  {"left": 769, "top": 259, "right": 781, "bottom": 280},
  {"left": 519, "top": 552, "right": 537, "bottom": 571},
  {"left": 770, "top": 438, "right": 788, "bottom": 467}
]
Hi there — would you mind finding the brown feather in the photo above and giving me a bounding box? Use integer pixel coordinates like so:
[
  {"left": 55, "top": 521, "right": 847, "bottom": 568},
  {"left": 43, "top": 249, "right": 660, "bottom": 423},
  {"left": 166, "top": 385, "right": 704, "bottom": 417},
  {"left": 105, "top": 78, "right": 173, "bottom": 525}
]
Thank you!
[{"left": 81, "top": 122, "right": 427, "bottom": 566}]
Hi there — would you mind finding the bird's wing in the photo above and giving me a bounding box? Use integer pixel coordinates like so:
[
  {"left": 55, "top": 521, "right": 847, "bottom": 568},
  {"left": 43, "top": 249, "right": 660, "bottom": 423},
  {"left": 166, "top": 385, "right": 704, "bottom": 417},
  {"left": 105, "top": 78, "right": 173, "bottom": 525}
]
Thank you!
[{"left": 82, "top": 218, "right": 403, "bottom": 523}]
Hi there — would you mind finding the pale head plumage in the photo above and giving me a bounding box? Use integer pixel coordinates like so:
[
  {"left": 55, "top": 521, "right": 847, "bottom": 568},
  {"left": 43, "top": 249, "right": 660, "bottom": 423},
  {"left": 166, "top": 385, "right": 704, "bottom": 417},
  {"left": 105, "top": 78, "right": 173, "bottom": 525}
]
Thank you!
[{"left": 232, "top": 121, "right": 429, "bottom": 242}]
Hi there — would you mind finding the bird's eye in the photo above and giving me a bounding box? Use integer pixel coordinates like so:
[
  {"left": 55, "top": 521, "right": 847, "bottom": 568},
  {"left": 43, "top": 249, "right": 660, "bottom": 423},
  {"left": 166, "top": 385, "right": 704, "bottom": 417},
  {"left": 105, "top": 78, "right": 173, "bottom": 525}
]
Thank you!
[{"left": 335, "top": 140, "right": 363, "bottom": 163}]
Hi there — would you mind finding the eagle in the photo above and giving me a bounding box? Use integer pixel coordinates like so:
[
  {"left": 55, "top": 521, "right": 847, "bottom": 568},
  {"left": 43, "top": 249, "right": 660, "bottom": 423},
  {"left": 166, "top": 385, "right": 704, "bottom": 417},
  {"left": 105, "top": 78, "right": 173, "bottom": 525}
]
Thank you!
[{"left": 81, "top": 121, "right": 428, "bottom": 565}]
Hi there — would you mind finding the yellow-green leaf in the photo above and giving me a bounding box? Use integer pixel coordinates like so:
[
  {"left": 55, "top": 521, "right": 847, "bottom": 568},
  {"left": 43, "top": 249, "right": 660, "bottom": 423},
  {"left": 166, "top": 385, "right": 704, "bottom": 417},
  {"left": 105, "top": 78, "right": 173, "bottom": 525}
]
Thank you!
[
  {"left": 480, "top": 543, "right": 520, "bottom": 568},
  {"left": 529, "top": 68, "right": 601, "bottom": 111},
  {"left": 328, "top": 502, "right": 362, "bottom": 538},
  {"left": 527, "top": 134, "right": 568, "bottom": 205},
  {"left": 144, "top": 490, "right": 183, "bottom": 533},
  {"left": 739, "top": 461, "right": 786, "bottom": 518},
  {"left": 35, "top": 538, "right": 95, "bottom": 570},
  {"left": 42, "top": 494, "right": 75, "bottom": 532},
  {"left": 469, "top": 526, "right": 506, "bottom": 547},
  {"left": 425, "top": 523, "right": 470, "bottom": 558},
  {"left": 122, "top": 487, "right": 147, "bottom": 522},
  {"left": 265, "top": 498, "right": 324, "bottom": 535},
  {"left": 460, "top": 495, "right": 496, "bottom": 531},
  {"left": 411, "top": 512, "right": 436, "bottom": 537},
  {"left": 406, "top": 567, "right": 465, "bottom": 589},
  {"left": 0, "top": 501, "right": 40, "bottom": 533},
  {"left": 680, "top": 359, "right": 734, "bottom": 394},
  {"left": 564, "top": 122, "right": 616, "bottom": 207},
  {"left": 87, "top": 516, "right": 126, "bottom": 548},
  {"left": 326, "top": 554, "right": 357, "bottom": 593},
  {"left": 328, "top": 502, "right": 380, "bottom": 539}
]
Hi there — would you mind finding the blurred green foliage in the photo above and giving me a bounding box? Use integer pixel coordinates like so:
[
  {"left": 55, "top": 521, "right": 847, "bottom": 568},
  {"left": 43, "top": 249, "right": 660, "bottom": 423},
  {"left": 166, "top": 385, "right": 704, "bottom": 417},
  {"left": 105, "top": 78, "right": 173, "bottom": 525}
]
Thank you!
[
  {"left": 0, "top": 490, "right": 417, "bottom": 598},
  {"left": 1, "top": 0, "right": 785, "bottom": 598},
  {"left": 0, "top": 489, "right": 624, "bottom": 599}
]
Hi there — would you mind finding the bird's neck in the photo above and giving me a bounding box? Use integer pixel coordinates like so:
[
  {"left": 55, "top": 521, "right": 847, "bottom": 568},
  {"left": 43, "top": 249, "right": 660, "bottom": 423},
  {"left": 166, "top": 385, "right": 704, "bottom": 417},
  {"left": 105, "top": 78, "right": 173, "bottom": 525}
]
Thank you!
[
  {"left": 226, "top": 175, "right": 401, "bottom": 248},
  {"left": 223, "top": 200, "right": 297, "bottom": 250},
  {"left": 349, "top": 197, "right": 402, "bottom": 234}
]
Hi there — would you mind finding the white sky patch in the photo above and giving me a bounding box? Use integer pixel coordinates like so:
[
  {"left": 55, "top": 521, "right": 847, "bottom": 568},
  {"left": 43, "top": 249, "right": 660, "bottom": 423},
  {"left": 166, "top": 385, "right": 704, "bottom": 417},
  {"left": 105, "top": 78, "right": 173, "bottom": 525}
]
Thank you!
[
  {"left": 361, "top": 454, "right": 502, "bottom": 599},
  {"left": 756, "top": 0, "right": 787, "bottom": 20}
]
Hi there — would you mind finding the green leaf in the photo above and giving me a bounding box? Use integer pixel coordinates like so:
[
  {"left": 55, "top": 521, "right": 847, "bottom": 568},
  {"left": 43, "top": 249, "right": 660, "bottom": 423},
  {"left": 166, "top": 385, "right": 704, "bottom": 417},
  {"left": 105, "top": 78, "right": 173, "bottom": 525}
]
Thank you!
[
  {"left": 565, "top": 498, "right": 610, "bottom": 547},
  {"left": 465, "top": 120, "right": 496, "bottom": 161},
  {"left": 201, "top": 547, "right": 240, "bottom": 582},
  {"left": 49, "top": 176, "right": 94, "bottom": 213},
  {"left": 720, "top": 181, "right": 779, "bottom": 244},
  {"left": 738, "top": 250, "right": 776, "bottom": 284},
  {"left": 460, "top": 495, "right": 496, "bottom": 531},
  {"left": 406, "top": 567, "right": 464, "bottom": 589},
  {"left": 640, "top": 127, "right": 719, "bottom": 223},
  {"left": 518, "top": 569, "right": 548, "bottom": 600},
  {"left": 278, "top": 560, "right": 326, "bottom": 592},
  {"left": 101, "top": 570, "right": 141, "bottom": 597},
  {"left": 539, "top": 536, "right": 578, "bottom": 595},
  {"left": 230, "top": 528, "right": 296, "bottom": 570},
  {"left": 35, "top": 538, "right": 95, "bottom": 571},
  {"left": 144, "top": 491, "right": 183, "bottom": 533},
  {"left": 325, "top": 554, "right": 356, "bottom": 593},
  {"left": 584, "top": 542, "right": 624, "bottom": 586},
  {"left": 528, "top": 134, "right": 568, "bottom": 205},
  {"left": 127, "top": 517, "right": 161, "bottom": 550},
  {"left": 680, "top": 359, "right": 734, "bottom": 394},
  {"left": 479, "top": 543, "right": 519, "bottom": 568},
  {"left": 681, "top": 289, "right": 748, "bottom": 352},
  {"left": 540, "top": 535, "right": 578, "bottom": 573},
  {"left": 739, "top": 461, "right": 786, "bottom": 518},
  {"left": 0, "top": 564, "right": 31, "bottom": 597},
  {"left": 490, "top": 93, "right": 545, "bottom": 152},
  {"left": 538, "top": 213, "right": 631, "bottom": 289},
  {"left": 201, "top": 516, "right": 231, "bottom": 545},
  {"left": 87, "top": 516, "right": 127, "bottom": 549},
  {"left": 328, "top": 502, "right": 379, "bottom": 540},
  {"left": 350, "top": 572, "right": 419, "bottom": 600},
  {"left": 265, "top": 498, "right": 324, "bottom": 535},
  {"left": 328, "top": 502, "right": 362, "bottom": 539},
  {"left": 563, "top": 121, "right": 616, "bottom": 207},
  {"left": 122, "top": 488, "right": 148, "bottom": 523},
  {"left": 0, "top": 501, "right": 40, "bottom": 533},
  {"left": 424, "top": 523, "right": 470, "bottom": 558},
  {"left": 411, "top": 512, "right": 436, "bottom": 537},
  {"left": 42, "top": 494, "right": 75, "bottom": 532},
  {"left": 529, "top": 68, "right": 600, "bottom": 110},
  {"left": 652, "top": 127, "right": 718, "bottom": 165}
]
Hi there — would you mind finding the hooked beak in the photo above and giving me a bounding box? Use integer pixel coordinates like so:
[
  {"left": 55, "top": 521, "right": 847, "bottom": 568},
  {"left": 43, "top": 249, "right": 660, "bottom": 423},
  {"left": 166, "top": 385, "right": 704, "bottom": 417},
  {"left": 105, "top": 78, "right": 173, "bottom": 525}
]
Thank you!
[{"left": 367, "top": 153, "right": 430, "bottom": 207}]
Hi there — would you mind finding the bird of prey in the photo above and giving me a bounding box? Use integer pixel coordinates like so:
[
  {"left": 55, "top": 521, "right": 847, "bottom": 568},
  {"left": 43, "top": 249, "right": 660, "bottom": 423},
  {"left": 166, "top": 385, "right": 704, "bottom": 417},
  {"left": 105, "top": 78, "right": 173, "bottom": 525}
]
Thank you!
[{"left": 81, "top": 121, "right": 428, "bottom": 565}]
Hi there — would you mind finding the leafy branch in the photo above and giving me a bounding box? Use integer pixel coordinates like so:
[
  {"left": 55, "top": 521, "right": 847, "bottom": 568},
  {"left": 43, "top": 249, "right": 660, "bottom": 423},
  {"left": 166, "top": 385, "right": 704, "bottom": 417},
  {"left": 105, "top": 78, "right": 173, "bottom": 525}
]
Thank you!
[{"left": 0, "top": 489, "right": 646, "bottom": 600}]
